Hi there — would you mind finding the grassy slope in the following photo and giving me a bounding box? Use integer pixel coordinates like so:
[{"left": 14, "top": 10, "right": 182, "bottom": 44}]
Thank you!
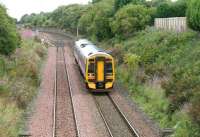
[
  {"left": 0, "top": 39, "right": 46, "bottom": 137},
  {"left": 100, "top": 27, "right": 200, "bottom": 137}
]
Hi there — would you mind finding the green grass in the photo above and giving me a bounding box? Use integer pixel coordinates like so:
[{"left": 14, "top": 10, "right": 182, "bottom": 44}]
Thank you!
[{"left": 0, "top": 38, "right": 46, "bottom": 137}]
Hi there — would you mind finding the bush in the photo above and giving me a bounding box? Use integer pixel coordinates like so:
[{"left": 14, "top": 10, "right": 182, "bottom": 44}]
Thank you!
[
  {"left": 0, "top": 5, "right": 20, "bottom": 55},
  {"left": 187, "top": 0, "right": 200, "bottom": 31},
  {"left": 190, "top": 92, "right": 200, "bottom": 125},
  {"left": 123, "top": 53, "right": 140, "bottom": 73},
  {"left": 111, "top": 4, "right": 151, "bottom": 38}
]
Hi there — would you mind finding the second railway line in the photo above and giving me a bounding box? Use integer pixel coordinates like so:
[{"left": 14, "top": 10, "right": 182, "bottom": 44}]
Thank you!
[{"left": 53, "top": 45, "right": 77, "bottom": 137}]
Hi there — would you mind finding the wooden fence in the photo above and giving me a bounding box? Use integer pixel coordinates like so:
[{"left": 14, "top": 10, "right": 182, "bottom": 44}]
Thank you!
[{"left": 154, "top": 17, "right": 187, "bottom": 32}]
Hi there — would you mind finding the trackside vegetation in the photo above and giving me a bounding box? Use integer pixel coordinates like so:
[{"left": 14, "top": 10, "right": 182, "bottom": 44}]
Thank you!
[
  {"left": 114, "top": 28, "right": 200, "bottom": 136},
  {"left": 0, "top": 39, "right": 46, "bottom": 137},
  {"left": 19, "top": 0, "right": 200, "bottom": 136},
  {"left": 0, "top": 4, "right": 47, "bottom": 136}
]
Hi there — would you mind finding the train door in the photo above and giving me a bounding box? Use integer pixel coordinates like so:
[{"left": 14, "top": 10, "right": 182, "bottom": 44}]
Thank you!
[{"left": 97, "top": 61, "right": 104, "bottom": 82}]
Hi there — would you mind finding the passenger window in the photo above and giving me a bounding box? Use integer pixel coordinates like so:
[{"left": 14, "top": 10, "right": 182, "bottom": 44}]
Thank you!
[{"left": 88, "top": 63, "right": 95, "bottom": 73}]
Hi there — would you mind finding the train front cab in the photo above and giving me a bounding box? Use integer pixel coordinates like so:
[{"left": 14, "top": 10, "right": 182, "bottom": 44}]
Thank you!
[{"left": 85, "top": 54, "right": 115, "bottom": 90}]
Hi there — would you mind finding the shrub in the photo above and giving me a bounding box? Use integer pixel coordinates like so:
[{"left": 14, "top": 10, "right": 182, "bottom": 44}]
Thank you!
[
  {"left": 187, "top": 0, "right": 200, "bottom": 31},
  {"left": 111, "top": 4, "right": 151, "bottom": 38},
  {"left": 190, "top": 92, "right": 200, "bottom": 125},
  {"left": 123, "top": 53, "right": 140, "bottom": 73},
  {"left": 6, "top": 39, "right": 46, "bottom": 108}
]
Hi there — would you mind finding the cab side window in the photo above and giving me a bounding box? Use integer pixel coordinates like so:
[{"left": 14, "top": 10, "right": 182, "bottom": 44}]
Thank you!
[
  {"left": 106, "top": 63, "right": 112, "bottom": 73},
  {"left": 88, "top": 63, "right": 95, "bottom": 73}
]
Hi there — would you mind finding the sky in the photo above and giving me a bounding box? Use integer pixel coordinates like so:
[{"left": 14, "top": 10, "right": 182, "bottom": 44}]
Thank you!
[{"left": 0, "top": 0, "right": 90, "bottom": 20}]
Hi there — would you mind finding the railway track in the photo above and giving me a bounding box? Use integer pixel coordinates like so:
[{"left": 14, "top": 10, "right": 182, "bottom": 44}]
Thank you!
[
  {"left": 52, "top": 45, "right": 77, "bottom": 137},
  {"left": 42, "top": 33, "right": 160, "bottom": 137},
  {"left": 52, "top": 42, "right": 140, "bottom": 137},
  {"left": 93, "top": 93, "right": 140, "bottom": 137},
  {"left": 52, "top": 41, "right": 140, "bottom": 137}
]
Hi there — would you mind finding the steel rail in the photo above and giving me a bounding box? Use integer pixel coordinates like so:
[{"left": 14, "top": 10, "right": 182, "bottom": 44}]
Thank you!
[
  {"left": 52, "top": 46, "right": 58, "bottom": 137},
  {"left": 93, "top": 96, "right": 114, "bottom": 137},
  {"left": 107, "top": 93, "right": 140, "bottom": 137},
  {"left": 62, "top": 46, "right": 80, "bottom": 137}
]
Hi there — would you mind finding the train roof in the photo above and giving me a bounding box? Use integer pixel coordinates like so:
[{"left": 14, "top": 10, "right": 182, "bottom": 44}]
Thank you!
[
  {"left": 75, "top": 39, "right": 92, "bottom": 46},
  {"left": 75, "top": 39, "right": 111, "bottom": 58}
]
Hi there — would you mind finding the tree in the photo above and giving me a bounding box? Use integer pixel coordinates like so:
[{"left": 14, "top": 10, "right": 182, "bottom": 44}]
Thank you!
[
  {"left": 51, "top": 4, "right": 86, "bottom": 31},
  {"left": 0, "top": 4, "right": 20, "bottom": 55},
  {"left": 78, "top": 2, "right": 113, "bottom": 41},
  {"left": 111, "top": 4, "right": 151, "bottom": 38},
  {"left": 187, "top": 0, "right": 200, "bottom": 31}
]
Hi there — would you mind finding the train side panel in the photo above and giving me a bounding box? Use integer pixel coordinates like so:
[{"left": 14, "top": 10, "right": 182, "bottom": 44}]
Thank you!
[{"left": 74, "top": 46, "right": 86, "bottom": 77}]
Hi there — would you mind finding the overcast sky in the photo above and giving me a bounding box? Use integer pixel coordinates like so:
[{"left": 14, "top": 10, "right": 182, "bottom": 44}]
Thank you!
[{"left": 0, "top": 0, "right": 90, "bottom": 20}]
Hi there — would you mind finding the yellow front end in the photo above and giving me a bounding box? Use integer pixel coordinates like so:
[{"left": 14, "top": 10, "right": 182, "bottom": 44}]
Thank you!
[
  {"left": 85, "top": 55, "right": 115, "bottom": 90},
  {"left": 87, "top": 82, "right": 113, "bottom": 89}
]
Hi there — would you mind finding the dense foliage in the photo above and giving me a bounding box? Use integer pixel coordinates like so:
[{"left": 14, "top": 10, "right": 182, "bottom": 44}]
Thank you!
[
  {"left": 156, "top": 0, "right": 187, "bottom": 18},
  {"left": 51, "top": 4, "right": 86, "bottom": 31},
  {"left": 114, "top": 0, "right": 146, "bottom": 11},
  {"left": 112, "top": 28, "right": 200, "bottom": 136},
  {"left": 0, "top": 5, "right": 20, "bottom": 55},
  {"left": 78, "top": 2, "right": 113, "bottom": 41},
  {"left": 19, "top": 0, "right": 189, "bottom": 41},
  {"left": 111, "top": 4, "right": 151, "bottom": 38},
  {"left": 187, "top": 0, "right": 200, "bottom": 31}
]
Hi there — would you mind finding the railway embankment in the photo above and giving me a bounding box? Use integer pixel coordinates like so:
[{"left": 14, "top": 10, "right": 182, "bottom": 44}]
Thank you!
[
  {"left": 99, "top": 27, "right": 200, "bottom": 136},
  {"left": 0, "top": 38, "right": 46, "bottom": 137}
]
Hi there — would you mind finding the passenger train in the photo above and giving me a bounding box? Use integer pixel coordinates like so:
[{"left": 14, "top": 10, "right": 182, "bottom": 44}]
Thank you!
[{"left": 74, "top": 39, "right": 115, "bottom": 90}]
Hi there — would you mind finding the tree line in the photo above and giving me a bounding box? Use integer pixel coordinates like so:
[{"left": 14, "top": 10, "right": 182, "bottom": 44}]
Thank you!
[{"left": 20, "top": 0, "right": 200, "bottom": 41}]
